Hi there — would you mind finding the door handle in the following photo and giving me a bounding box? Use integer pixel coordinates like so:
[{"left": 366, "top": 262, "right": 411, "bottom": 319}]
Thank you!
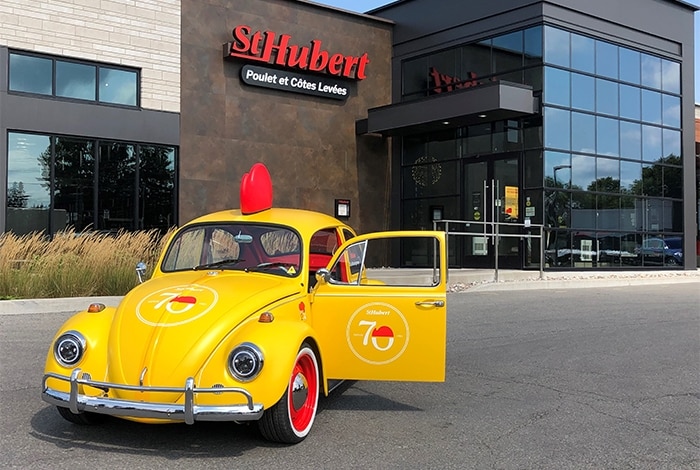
[{"left": 415, "top": 300, "right": 445, "bottom": 308}]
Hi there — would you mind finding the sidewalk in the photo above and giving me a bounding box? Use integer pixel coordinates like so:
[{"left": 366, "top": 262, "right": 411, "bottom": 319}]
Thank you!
[{"left": 1, "top": 269, "right": 698, "bottom": 314}]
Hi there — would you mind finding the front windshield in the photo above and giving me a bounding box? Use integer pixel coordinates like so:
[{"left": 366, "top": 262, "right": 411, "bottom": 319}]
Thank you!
[{"left": 162, "top": 223, "right": 301, "bottom": 276}]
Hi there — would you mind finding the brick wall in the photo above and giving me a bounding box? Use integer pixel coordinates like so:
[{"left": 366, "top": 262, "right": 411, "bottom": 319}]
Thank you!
[{"left": 0, "top": 0, "right": 180, "bottom": 112}]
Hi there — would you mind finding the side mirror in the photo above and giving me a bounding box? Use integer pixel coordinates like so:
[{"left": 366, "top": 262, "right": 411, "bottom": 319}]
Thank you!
[
  {"left": 315, "top": 268, "right": 331, "bottom": 285},
  {"left": 136, "top": 261, "right": 147, "bottom": 284}
]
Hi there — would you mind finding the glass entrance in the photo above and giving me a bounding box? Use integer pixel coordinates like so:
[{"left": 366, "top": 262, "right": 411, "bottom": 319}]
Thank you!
[{"left": 462, "top": 154, "right": 521, "bottom": 268}]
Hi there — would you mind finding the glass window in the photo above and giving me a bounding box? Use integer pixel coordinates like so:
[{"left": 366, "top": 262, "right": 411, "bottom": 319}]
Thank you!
[
  {"left": 524, "top": 26, "right": 543, "bottom": 66},
  {"left": 465, "top": 123, "right": 492, "bottom": 155},
  {"left": 619, "top": 48, "right": 641, "bottom": 84},
  {"left": 571, "top": 33, "right": 594, "bottom": 73},
  {"left": 492, "top": 31, "right": 523, "bottom": 72},
  {"left": 9, "top": 53, "right": 52, "bottom": 95},
  {"left": 662, "top": 128, "right": 681, "bottom": 159},
  {"left": 403, "top": 159, "right": 458, "bottom": 198},
  {"left": 597, "top": 196, "right": 620, "bottom": 229},
  {"left": 544, "top": 67, "right": 570, "bottom": 106},
  {"left": 642, "top": 125, "right": 662, "bottom": 162},
  {"left": 140, "top": 145, "right": 177, "bottom": 230},
  {"left": 596, "top": 157, "right": 620, "bottom": 192},
  {"left": 642, "top": 164, "right": 663, "bottom": 197},
  {"left": 571, "top": 192, "right": 595, "bottom": 229},
  {"left": 596, "top": 78, "right": 618, "bottom": 116},
  {"left": 661, "top": 59, "right": 680, "bottom": 94},
  {"left": 571, "top": 112, "right": 595, "bottom": 153},
  {"left": 524, "top": 66, "right": 543, "bottom": 91},
  {"left": 620, "top": 160, "right": 642, "bottom": 194},
  {"left": 641, "top": 89, "right": 662, "bottom": 124},
  {"left": 544, "top": 107, "right": 570, "bottom": 150},
  {"left": 402, "top": 56, "right": 428, "bottom": 98},
  {"left": 662, "top": 94, "right": 681, "bottom": 128},
  {"left": 663, "top": 166, "right": 683, "bottom": 199},
  {"left": 461, "top": 41, "right": 492, "bottom": 79},
  {"left": 99, "top": 67, "right": 137, "bottom": 106},
  {"left": 427, "top": 134, "right": 459, "bottom": 161},
  {"left": 403, "top": 135, "right": 427, "bottom": 165},
  {"left": 596, "top": 116, "right": 619, "bottom": 157},
  {"left": 98, "top": 142, "right": 136, "bottom": 231},
  {"left": 619, "top": 84, "right": 641, "bottom": 120},
  {"left": 571, "top": 73, "right": 595, "bottom": 112},
  {"left": 544, "top": 151, "right": 571, "bottom": 188},
  {"left": 56, "top": 61, "right": 96, "bottom": 101},
  {"left": 641, "top": 54, "right": 662, "bottom": 89},
  {"left": 6, "top": 133, "right": 52, "bottom": 235},
  {"left": 620, "top": 121, "right": 642, "bottom": 160},
  {"left": 595, "top": 40, "right": 618, "bottom": 79},
  {"left": 544, "top": 26, "right": 569, "bottom": 67},
  {"left": 53, "top": 137, "right": 95, "bottom": 232},
  {"left": 524, "top": 150, "right": 543, "bottom": 188},
  {"left": 523, "top": 116, "right": 543, "bottom": 149},
  {"left": 572, "top": 154, "right": 596, "bottom": 191}
]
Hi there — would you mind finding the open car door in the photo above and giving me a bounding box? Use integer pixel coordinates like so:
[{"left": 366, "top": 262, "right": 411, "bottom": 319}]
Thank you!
[{"left": 310, "top": 231, "right": 447, "bottom": 382}]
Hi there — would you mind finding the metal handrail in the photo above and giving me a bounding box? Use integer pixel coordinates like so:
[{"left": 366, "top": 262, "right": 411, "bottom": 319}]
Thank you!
[{"left": 433, "top": 218, "right": 545, "bottom": 281}]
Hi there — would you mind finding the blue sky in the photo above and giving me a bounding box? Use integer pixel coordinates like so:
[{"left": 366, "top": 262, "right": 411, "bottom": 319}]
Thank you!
[{"left": 318, "top": 0, "right": 700, "bottom": 103}]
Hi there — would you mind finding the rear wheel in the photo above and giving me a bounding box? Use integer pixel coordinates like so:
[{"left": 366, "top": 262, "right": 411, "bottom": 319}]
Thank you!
[
  {"left": 258, "top": 345, "right": 319, "bottom": 444},
  {"left": 56, "top": 406, "right": 105, "bottom": 424}
]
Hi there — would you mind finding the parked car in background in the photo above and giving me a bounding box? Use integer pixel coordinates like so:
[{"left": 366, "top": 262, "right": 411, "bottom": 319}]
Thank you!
[
  {"left": 636, "top": 237, "right": 683, "bottom": 266},
  {"left": 42, "top": 163, "right": 448, "bottom": 444}
]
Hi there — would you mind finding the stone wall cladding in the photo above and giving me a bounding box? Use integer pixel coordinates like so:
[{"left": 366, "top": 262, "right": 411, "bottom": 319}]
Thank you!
[
  {"left": 180, "top": 0, "right": 393, "bottom": 233},
  {"left": 0, "top": 0, "right": 180, "bottom": 112}
]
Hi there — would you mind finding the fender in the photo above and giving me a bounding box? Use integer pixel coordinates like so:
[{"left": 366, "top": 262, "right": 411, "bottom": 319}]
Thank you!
[{"left": 43, "top": 306, "right": 117, "bottom": 392}]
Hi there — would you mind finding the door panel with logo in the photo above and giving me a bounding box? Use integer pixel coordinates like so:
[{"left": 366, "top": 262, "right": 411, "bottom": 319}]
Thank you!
[
  {"left": 311, "top": 232, "right": 447, "bottom": 382},
  {"left": 462, "top": 154, "right": 521, "bottom": 268}
]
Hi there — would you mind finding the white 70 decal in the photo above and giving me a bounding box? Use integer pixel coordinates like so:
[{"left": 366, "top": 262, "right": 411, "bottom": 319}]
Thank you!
[
  {"left": 358, "top": 320, "right": 394, "bottom": 352},
  {"left": 153, "top": 292, "right": 195, "bottom": 314}
]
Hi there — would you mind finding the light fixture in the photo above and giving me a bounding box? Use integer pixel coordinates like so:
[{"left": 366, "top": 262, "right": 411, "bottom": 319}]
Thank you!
[
  {"left": 335, "top": 199, "right": 351, "bottom": 218},
  {"left": 430, "top": 205, "right": 444, "bottom": 222},
  {"left": 442, "top": 121, "right": 450, "bottom": 125},
  {"left": 478, "top": 114, "right": 487, "bottom": 118}
]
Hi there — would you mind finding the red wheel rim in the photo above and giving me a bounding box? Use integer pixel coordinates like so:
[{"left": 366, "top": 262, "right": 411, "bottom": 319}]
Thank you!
[{"left": 288, "top": 350, "right": 318, "bottom": 433}]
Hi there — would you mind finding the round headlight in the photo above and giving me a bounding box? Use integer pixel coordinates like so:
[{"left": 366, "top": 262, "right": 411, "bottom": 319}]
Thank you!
[
  {"left": 53, "top": 331, "right": 86, "bottom": 367},
  {"left": 228, "top": 343, "right": 264, "bottom": 382}
]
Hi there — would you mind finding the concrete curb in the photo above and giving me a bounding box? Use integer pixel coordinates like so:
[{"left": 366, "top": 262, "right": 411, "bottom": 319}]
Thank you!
[{"left": 0, "top": 296, "right": 123, "bottom": 315}]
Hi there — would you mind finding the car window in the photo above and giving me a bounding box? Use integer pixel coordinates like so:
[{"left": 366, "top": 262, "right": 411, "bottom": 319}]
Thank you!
[
  {"left": 161, "top": 224, "right": 301, "bottom": 275},
  {"left": 665, "top": 238, "right": 682, "bottom": 249}
]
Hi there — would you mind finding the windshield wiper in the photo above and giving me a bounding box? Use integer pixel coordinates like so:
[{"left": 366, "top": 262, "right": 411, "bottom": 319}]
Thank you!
[
  {"left": 193, "top": 258, "right": 244, "bottom": 271},
  {"left": 245, "top": 262, "right": 293, "bottom": 274}
]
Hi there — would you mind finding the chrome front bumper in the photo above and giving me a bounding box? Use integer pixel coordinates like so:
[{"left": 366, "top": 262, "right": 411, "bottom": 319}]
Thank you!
[{"left": 42, "top": 369, "right": 264, "bottom": 424}]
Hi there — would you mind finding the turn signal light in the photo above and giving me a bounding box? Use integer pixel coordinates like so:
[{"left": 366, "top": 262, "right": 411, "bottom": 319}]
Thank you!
[
  {"left": 87, "top": 303, "right": 106, "bottom": 313},
  {"left": 258, "top": 312, "right": 274, "bottom": 323}
]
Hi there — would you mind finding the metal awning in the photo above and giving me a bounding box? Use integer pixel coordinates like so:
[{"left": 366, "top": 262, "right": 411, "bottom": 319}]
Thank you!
[{"left": 358, "top": 80, "right": 537, "bottom": 136}]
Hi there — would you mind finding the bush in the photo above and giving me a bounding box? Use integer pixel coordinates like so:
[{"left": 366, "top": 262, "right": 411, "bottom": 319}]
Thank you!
[{"left": 0, "top": 228, "right": 172, "bottom": 299}]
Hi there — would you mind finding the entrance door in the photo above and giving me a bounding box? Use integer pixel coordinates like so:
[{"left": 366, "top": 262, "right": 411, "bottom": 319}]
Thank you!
[{"left": 462, "top": 154, "right": 521, "bottom": 269}]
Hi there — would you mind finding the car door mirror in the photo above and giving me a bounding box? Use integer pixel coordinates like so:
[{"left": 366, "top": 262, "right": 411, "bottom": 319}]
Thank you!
[
  {"left": 315, "top": 268, "right": 331, "bottom": 284},
  {"left": 136, "top": 261, "right": 147, "bottom": 283}
]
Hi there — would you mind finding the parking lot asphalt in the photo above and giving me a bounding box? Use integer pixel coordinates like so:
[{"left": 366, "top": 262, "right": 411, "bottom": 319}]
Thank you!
[{"left": 1, "top": 268, "right": 698, "bottom": 315}]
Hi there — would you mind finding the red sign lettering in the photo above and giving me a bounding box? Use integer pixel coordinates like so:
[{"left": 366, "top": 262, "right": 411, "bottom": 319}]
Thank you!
[
  {"left": 227, "top": 25, "right": 370, "bottom": 80},
  {"left": 429, "top": 67, "right": 497, "bottom": 94}
]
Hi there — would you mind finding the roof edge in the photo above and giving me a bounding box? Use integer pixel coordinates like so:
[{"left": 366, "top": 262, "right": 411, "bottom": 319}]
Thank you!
[{"left": 292, "top": 0, "right": 395, "bottom": 25}]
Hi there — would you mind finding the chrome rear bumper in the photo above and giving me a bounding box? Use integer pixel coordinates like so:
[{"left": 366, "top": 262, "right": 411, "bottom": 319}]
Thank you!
[{"left": 42, "top": 369, "right": 264, "bottom": 424}]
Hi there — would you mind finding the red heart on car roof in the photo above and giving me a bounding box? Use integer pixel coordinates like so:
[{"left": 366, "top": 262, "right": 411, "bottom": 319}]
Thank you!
[{"left": 240, "top": 163, "right": 273, "bottom": 214}]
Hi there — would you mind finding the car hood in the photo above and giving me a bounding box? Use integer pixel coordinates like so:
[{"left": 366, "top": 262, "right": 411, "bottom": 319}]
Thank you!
[{"left": 107, "top": 270, "right": 298, "bottom": 389}]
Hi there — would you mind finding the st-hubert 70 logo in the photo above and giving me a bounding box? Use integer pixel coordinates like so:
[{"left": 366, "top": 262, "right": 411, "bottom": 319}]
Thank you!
[
  {"left": 346, "top": 302, "right": 409, "bottom": 365},
  {"left": 136, "top": 285, "right": 219, "bottom": 327}
]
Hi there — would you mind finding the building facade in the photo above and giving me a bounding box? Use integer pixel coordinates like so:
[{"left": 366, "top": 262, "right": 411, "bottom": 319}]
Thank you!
[{"left": 1, "top": 0, "right": 697, "bottom": 270}]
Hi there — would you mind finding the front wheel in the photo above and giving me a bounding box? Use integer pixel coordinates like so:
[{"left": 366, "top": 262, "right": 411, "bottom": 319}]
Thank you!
[{"left": 258, "top": 344, "right": 319, "bottom": 444}]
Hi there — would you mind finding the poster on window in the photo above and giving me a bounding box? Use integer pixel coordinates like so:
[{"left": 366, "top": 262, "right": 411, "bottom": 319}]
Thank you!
[{"left": 504, "top": 186, "right": 519, "bottom": 220}]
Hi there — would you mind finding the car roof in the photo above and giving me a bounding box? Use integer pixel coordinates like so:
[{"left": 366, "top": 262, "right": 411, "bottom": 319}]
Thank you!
[{"left": 186, "top": 208, "right": 353, "bottom": 239}]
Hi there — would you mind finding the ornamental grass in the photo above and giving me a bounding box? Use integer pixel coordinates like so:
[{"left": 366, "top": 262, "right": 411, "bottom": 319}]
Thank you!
[{"left": 0, "top": 228, "right": 172, "bottom": 299}]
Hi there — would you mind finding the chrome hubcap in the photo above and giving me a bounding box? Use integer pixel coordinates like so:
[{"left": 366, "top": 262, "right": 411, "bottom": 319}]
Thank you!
[{"left": 291, "top": 372, "right": 309, "bottom": 411}]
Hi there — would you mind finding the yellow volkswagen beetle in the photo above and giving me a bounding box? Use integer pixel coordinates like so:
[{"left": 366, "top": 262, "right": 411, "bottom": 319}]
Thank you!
[{"left": 42, "top": 163, "right": 447, "bottom": 444}]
